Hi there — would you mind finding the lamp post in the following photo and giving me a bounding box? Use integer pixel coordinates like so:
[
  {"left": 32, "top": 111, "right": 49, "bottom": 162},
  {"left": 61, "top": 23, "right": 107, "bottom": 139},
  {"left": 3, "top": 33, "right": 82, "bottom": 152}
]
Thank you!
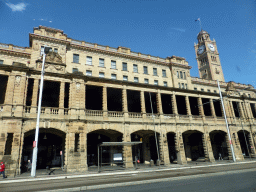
[
  {"left": 217, "top": 80, "right": 236, "bottom": 162},
  {"left": 31, "top": 46, "right": 50, "bottom": 177}
]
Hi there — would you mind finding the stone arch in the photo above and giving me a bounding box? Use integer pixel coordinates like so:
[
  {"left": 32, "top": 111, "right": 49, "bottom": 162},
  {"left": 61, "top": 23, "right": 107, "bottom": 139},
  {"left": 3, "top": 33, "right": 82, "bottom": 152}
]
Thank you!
[
  {"left": 182, "top": 130, "right": 205, "bottom": 161},
  {"left": 21, "top": 128, "right": 66, "bottom": 172},
  {"left": 87, "top": 129, "right": 123, "bottom": 167},
  {"left": 209, "top": 130, "right": 229, "bottom": 160},
  {"left": 131, "top": 129, "right": 160, "bottom": 164},
  {"left": 23, "top": 121, "right": 67, "bottom": 134},
  {"left": 237, "top": 130, "right": 253, "bottom": 157}
]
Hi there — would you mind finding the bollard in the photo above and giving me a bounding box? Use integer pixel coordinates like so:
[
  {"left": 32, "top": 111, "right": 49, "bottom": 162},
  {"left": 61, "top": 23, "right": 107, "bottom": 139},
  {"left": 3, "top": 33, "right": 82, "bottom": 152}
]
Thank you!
[
  {"left": 156, "top": 159, "right": 160, "bottom": 166},
  {"left": 150, "top": 159, "right": 154, "bottom": 166}
]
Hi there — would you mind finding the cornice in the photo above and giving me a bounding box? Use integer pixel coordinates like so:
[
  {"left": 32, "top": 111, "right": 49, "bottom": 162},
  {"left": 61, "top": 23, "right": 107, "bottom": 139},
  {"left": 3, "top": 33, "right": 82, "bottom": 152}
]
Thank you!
[
  {"left": 0, "top": 48, "right": 31, "bottom": 58},
  {"left": 170, "top": 62, "right": 192, "bottom": 69},
  {"left": 29, "top": 33, "right": 70, "bottom": 45}
]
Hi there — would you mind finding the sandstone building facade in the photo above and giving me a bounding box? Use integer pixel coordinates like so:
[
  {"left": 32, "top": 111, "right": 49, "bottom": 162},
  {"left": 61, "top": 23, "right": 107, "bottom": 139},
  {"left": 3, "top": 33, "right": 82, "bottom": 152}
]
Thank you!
[{"left": 0, "top": 26, "right": 256, "bottom": 176}]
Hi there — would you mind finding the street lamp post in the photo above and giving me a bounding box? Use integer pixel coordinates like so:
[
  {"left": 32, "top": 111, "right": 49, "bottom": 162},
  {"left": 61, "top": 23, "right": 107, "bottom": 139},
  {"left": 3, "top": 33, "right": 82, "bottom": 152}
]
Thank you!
[
  {"left": 31, "top": 47, "right": 50, "bottom": 177},
  {"left": 217, "top": 80, "right": 236, "bottom": 162}
]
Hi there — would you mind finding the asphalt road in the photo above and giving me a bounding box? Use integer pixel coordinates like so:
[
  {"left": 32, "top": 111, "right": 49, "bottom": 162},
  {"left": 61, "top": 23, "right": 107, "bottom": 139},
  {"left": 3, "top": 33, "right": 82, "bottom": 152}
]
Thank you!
[
  {"left": 85, "top": 169, "right": 256, "bottom": 192},
  {"left": 1, "top": 162, "right": 256, "bottom": 191}
]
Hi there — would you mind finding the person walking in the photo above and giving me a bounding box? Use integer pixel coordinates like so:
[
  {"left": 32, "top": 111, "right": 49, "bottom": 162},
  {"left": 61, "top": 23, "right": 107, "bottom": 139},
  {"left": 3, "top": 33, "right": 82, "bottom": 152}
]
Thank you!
[{"left": 0, "top": 162, "right": 6, "bottom": 178}]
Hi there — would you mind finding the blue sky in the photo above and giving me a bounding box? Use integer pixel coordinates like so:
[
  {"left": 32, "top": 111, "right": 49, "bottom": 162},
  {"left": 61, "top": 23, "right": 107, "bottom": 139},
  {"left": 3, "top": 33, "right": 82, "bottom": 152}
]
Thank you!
[{"left": 0, "top": 0, "right": 255, "bottom": 87}]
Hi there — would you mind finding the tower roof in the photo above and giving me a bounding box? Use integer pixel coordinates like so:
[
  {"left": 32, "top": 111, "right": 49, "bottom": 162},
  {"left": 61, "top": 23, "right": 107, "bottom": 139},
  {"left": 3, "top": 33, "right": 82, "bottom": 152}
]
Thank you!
[{"left": 197, "top": 30, "right": 209, "bottom": 37}]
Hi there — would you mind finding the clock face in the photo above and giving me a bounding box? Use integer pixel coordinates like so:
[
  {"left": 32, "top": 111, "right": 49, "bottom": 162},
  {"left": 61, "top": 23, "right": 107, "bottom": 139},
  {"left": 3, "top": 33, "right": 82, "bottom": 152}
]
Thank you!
[
  {"left": 197, "top": 45, "right": 205, "bottom": 55},
  {"left": 208, "top": 43, "right": 215, "bottom": 52}
]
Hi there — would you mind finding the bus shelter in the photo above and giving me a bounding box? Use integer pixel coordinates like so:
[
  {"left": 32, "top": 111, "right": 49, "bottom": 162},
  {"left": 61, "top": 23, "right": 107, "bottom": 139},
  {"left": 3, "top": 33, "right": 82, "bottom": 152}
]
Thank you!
[{"left": 97, "top": 142, "right": 142, "bottom": 172}]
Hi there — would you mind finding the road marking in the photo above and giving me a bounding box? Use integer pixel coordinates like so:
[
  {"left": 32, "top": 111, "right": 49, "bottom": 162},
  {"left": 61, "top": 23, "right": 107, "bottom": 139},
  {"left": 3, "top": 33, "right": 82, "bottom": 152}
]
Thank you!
[
  {"left": 38, "top": 168, "right": 256, "bottom": 192},
  {"left": 1, "top": 160, "right": 256, "bottom": 184}
]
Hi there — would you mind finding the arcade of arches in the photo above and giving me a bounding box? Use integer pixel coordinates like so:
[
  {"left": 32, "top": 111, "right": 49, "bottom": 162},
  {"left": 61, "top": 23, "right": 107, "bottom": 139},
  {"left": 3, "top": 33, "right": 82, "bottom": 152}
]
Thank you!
[{"left": 15, "top": 125, "right": 256, "bottom": 175}]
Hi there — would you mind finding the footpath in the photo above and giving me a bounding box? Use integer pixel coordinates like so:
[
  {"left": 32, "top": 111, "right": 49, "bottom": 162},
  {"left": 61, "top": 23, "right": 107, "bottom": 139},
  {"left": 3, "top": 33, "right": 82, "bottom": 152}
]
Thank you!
[{"left": 1, "top": 160, "right": 256, "bottom": 192}]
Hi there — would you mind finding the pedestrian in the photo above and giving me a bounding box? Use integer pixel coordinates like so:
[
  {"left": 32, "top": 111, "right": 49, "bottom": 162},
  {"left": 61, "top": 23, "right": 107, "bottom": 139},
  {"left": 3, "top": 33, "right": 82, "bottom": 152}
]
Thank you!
[
  {"left": 218, "top": 153, "right": 223, "bottom": 160},
  {"left": 0, "top": 162, "right": 6, "bottom": 179},
  {"left": 27, "top": 160, "right": 32, "bottom": 172}
]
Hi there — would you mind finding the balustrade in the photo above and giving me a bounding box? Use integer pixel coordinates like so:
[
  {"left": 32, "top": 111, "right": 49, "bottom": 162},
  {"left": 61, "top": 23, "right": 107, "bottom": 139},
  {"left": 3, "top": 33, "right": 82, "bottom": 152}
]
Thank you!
[
  {"left": 146, "top": 113, "right": 160, "bottom": 119},
  {"left": 85, "top": 110, "right": 103, "bottom": 117},
  {"left": 128, "top": 112, "right": 143, "bottom": 118},
  {"left": 108, "top": 111, "right": 124, "bottom": 117}
]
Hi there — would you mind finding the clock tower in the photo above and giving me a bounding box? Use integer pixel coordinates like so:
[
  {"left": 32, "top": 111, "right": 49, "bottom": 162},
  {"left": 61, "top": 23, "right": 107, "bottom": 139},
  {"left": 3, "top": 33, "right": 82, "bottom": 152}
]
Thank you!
[{"left": 194, "top": 30, "right": 225, "bottom": 82}]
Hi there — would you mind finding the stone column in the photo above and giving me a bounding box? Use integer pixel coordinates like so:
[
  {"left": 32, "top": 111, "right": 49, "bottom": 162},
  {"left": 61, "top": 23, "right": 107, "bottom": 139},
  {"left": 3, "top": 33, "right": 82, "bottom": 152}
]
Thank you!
[
  {"left": 158, "top": 131, "right": 170, "bottom": 166},
  {"left": 122, "top": 131, "right": 133, "bottom": 168},
  {"left": 30, "top": 78, "right": 39, "bottom": 114},
  {"left": 225, "top": 133, "right": 233, "bottom": 160},
  {"left": 171, "top": 93, "right": 178, "bottom": 115},
  {"left": 202, "top": 132, "right": 215, "bottom": 162},
  {"left": 175, "top": 132, "right": 187, "bottom": 164},
  {"left": 80, "top": 132, "right": 88, "bottom": 171},
  {"left": 198, "top": 97, "right": 205, "bottom": 119},
  {"left": 59, "top": 82, "right": 65, "bottom": 115},
  {"left": 245, "top": 101, "right": 253, "bottom": 120},
  {"left": 185, "top": 96, "right": 191, "bottom": 116},
  {"left": 4, "top": 74, "right": 15, "bottom": 107},
  {"left": 140, "top": 90, "right": 146, "bottom": 118},
  {"left": 248, "top": 133, "right": 256, "bottom": 157},
  {"left": 31, "top": 79, "right": 39, "bottom": 107},
  {"left": 103, "top": 86, "right": 107, "bottom": 117},
  {"left": 231, "top": 132, "right": 244, "bottom": 161},
  {"left": 210, "top": 99, "right": 216, "bottom": 117},
  {"left": 238, "top": 102, "right": 245, "bottom": 119},
  {"left": 157, "top": 91, "right": 163, "bottom": 115},
  {"left": 12, "top": 74, "right": 27, "bottom": 117},
  {"left": 229, "top": 101, "right": 236, "bottom": 118},
  {"left": 122, "top": 86, "right": 128, "bottom": 118}
]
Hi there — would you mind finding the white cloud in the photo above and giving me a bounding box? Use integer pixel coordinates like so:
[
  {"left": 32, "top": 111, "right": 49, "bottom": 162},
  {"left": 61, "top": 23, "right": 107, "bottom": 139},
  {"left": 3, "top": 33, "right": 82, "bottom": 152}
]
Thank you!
[
  {"left": 49, "top": 21, "right": 52, "bottom": 23},
  {"left": 6, "top": 2, "right": 27, "bottom": 12},
  {"left": 171, "top": 28, "right": 186, "bottom": 32}
]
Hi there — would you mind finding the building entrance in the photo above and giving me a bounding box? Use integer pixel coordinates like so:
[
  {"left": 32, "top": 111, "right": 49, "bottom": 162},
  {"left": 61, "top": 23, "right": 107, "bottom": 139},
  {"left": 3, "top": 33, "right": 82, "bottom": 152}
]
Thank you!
[
  {"left": 131, "top": 130, "right": 160, "bottom": 164},
  {"left": 21, "top": 128, "right": 65, "bottom": 172},
  {"left": 87, "top": 129, "right": 123, "bottom": 167},
  {"left": 210, "top": 131, "right": 229, "bottom": 160},
  {"left": 238, "top": 130, "right": 251, "bottom": 157},
  {"left": 167, "top": 132, "right": 177, "bottom": 163},
  {"left": 183, "top": 131, "right": 205, "bottom": 161}
]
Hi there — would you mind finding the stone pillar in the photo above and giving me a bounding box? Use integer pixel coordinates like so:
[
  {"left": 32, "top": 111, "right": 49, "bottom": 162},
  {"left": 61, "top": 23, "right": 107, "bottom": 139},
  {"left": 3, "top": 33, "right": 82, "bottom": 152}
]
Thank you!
[
  {"left": 12, "top": 75, "right": 27, "bottom": 117},
  {"left": 229, "top": 101, "right": 236, "bottom": 118},
  {"left": 59, "top": 82, "right": 65, "bottom": 115},
  {"left": 185, "top": 96, "right": 191, "bottom": 116},
  {"left": 79, "top": 132, "right": 88, "bottom": 171},
  {"left": 122, "top": 131, "right": 133, "bottom": 168},
  {"left": 248, "top": 133, "right": 256, "bottom": 157},
  {"left": 202, "top": 132, "right": 215, "bottom": 162},
  {"left": 140, "top": 90, "right": 146, "bottom": 117},
  {"left": 65, "top": 132, "right": 74, "bottom": 172},
  {"left": 159, "top": 131, "right": 170, "bottom": 165},
  {"left": 210, "top": 99, "right": 216, "bottom": 117},
  {"left": 225, "top": 133, "right": 233, "bottom": 160},
  {"left": 4, "top": 74, "right": 15, "bottom": 107},
  {"left": 171, "top": 93, "right": 178, "bottom": 115},
  {"left": 31, "top": 79, "right": 39, "bottom": 107},
  {"left": 231, "top": 132, "right": 244, "bottom": 161},
  {"left": 175, "top": 132, "right": 187, "bottom": 164},
  {"left": 238, "top": 102, "right": 245, "bottom": 119},
  {"left": 103, "top": 86, "right": 107, "bottom": 117},
  {"left": 198, "top": 97, "right": 205, "bottom": 119},
  {"left": 157, "top": 91, "right": 163, "bottom": 115},
  {"left": 122, "top": 86, "right": 128, "bottom": 118}
]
